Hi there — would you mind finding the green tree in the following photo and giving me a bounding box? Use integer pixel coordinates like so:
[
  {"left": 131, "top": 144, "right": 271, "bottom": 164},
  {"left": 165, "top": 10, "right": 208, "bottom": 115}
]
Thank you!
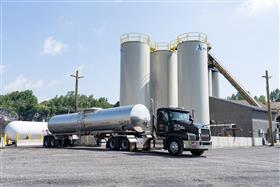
[
  {"left": 43, "top": 91, "right": 113, "bottom": 117},
  {"left": 0, "top": 90, "right": 38, "bottom": 121},
  {"left": 0, "top": 90, "right": 113, "bottom": 120},
  {"left": 254, "top": 95, "right": 266, "bottom": 104},
  {"left": 227, "top": 92, "right": 244, "bottom": 100},
  {"left": 270, "top": 88, "right": 280, "bottom": 102}
]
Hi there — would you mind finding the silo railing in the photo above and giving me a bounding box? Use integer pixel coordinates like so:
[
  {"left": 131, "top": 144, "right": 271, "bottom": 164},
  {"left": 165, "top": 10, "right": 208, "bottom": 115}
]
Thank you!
[
  {"left": 153, "top": 42, "right": 171, "bottom": 51},
  {"left": 120, "top": 32, "right": 156, "bottom": 51},
  {"left": 170, "top": 32, "right": 208, "bottom": 50},
  {"left": 120, "top": 32, "right": 208, "bottom": 51}
]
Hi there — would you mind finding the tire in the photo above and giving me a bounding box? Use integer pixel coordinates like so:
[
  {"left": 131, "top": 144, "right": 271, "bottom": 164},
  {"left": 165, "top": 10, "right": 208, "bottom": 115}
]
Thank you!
[
  {"left": 63, "top": 138, "right": 71, "bottom": 147},
  {"left": 107, "top": 137, "right": 119, "bottom": 150},
  {"left": 120, "top": 138, "right": 130, "bottom": 151},
  {"left": 143, "top": 140, "right": 151, "bottom": 151},
  {"left": 167, "top": 137, "right": 184, "bottom": 156},
  {"left": 43, "top": 137, "right": 50, "bottom": 148},
  {"left": 129, "top": 143, "right": 136, "bottom": 152},
  {"left": 50, "top": 138, "right": 55, "bottom": 148},
  {"left": 190, "top": 150, "right": 205, "bottom": 156}
]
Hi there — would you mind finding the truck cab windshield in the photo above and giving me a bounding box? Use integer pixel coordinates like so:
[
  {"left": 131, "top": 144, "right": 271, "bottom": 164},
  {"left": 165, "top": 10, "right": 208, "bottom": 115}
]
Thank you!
[{"left": 169, "top": 111, "right": 190, "bottom": 123}]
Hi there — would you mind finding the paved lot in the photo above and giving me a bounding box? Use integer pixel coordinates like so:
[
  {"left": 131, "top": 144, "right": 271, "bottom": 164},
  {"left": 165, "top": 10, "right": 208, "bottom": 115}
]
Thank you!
[{"left": 0, "top": 146, "right": 279, "bottom": 187}]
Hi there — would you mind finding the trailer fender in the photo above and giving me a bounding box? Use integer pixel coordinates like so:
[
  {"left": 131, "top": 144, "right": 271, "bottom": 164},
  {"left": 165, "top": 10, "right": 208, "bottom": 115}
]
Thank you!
[{"left": 126, "top": 135, "right": 137, "bottom": 143}]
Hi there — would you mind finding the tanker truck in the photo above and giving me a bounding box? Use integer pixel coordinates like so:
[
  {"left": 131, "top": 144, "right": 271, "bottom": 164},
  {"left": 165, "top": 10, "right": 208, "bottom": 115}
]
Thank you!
[{"left": 43, "top": 104, "right": 211, "bottom": 156}]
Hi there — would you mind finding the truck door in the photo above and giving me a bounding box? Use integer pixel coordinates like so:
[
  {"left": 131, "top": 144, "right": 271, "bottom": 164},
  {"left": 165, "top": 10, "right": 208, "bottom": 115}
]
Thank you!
[{"left": 157, "top": 110, "right": 170, "bottom": 136}]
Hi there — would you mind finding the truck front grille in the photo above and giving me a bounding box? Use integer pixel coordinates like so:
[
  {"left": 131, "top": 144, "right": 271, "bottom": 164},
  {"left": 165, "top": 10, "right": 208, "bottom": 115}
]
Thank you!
[{"left": 200, "top": 129, "right": 210, "bottom": 141}]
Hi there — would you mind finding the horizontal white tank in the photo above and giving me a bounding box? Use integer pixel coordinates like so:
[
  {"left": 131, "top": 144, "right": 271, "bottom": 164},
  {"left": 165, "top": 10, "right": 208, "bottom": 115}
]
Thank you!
[
  {"left": 212, "top": 68, "right": 220, "bottom": 98},
  {"left": 5, "top": 121, "right": 48, "bottom": 141},
  {"left": 177, "top": 33, "right": 210, "bottom": 125},
  {"left": 150, "top": 49, "right": 178, "bottom": 111},
  {"left": 120, "top": 33, "right": 151, "bottom": 109}
]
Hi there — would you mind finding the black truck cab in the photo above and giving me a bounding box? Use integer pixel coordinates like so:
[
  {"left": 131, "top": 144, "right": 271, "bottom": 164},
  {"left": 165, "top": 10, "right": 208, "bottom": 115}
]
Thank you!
[{"left": 155, "top": 108, "right": 211, "bottom": 156}]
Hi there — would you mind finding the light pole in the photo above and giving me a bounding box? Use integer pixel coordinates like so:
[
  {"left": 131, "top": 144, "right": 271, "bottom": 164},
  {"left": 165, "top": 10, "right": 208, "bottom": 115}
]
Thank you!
[
  {"left": 262, "top": 70, "right": 274, "bottom": 146},
  {"left": 70, "top": 70, "right": 84, "bottom": 112}
]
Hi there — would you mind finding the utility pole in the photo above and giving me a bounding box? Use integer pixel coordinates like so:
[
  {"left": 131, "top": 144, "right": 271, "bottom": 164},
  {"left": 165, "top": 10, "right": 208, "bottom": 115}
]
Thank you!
[
  {"left": 262, "top": 70, "right": 274, "bottom": 146},
  {"left": 70, "top": 70, "right": 84, "bottom": 112}
]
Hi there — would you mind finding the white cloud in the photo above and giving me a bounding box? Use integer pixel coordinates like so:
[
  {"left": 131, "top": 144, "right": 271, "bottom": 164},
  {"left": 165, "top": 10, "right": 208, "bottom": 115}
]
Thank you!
[
  {"left": 4, "top": 74, "right": 44, "bottom": 93},
  {"left": 47, "top": 80, "right": 59, "bottom": 88},
  {"left": 38, "top": 95, "right": 51, "bottom": 102},
  {"left": 41, "top": 36, "right": 66, "bottom": 55},
  {"left": 237, "top": 0, "right": 277, "bottom": 16},
  {"left": 4, "top": 75, "right": 60, "bottom": 94},
  {"left": 0, "top": 64, "right": 7, "bottom": 73}
]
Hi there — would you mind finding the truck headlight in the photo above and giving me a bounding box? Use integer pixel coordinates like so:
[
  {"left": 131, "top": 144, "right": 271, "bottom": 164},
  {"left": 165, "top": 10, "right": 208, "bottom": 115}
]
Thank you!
[{"left": 187, "top": 133, "right": 197, "bottom": 141}]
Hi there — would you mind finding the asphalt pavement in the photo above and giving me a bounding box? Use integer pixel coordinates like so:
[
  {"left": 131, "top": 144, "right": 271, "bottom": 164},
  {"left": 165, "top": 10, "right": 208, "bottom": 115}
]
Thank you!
[{"left": 0, "top": 146, "right": 279, "bottom": 187}]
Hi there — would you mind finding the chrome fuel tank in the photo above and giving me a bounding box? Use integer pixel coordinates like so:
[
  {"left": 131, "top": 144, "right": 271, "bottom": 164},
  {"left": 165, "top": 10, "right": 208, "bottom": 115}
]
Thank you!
[{"left": 48, "top": 104, "right": 151, "bottom": 134}]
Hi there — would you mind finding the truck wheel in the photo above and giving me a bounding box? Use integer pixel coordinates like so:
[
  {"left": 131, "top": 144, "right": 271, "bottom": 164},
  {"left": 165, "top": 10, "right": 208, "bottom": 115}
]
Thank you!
[
  {"left": 143, "top": 140, "right": 151, "bottom": 151},
  {"left": 50, "top": 138, "right": 55, "bottom": 148},
  {"left": 168, "top": 137, "right": 183, "bottom": 156},
  {"left": 190, "top": 150, "right": 205, "bottom": 156},
  {"left": 120, "top": 138, "right": 130, "bottom": 151},
  {"left": 63, "top": 138, "right": 71, "bottom": 147},
  {"left": 120, "top": 138, "right": 136, "bottom": 152},
  {"left": 107, "top": 137, "right": 119, "bottom": 150},
  {"left": 129, "top": 143, "right": 136, "bottom": 152},
  {"left": 43, "top": 137, "right": 50, "bottom": 148}
]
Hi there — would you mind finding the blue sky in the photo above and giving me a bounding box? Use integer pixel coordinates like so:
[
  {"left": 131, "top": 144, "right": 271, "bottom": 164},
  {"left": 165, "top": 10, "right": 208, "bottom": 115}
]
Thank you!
[{"left": 0, "top": 0, "right": 279, "bottom": 104}]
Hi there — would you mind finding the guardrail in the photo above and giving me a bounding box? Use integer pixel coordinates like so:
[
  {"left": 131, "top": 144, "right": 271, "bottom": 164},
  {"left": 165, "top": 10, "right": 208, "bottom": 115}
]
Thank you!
[
  {"left": 170, "top": 32, "right": 208, "bottom": 50},
  {"left": 120, "top": 32, "right": 208, "bottom": 51},
  {"left": 153, "top": 42, "right": 170, "bottom": 51},
  {"left": 120, "top": 32, "right": 156, "bottom": 51}
]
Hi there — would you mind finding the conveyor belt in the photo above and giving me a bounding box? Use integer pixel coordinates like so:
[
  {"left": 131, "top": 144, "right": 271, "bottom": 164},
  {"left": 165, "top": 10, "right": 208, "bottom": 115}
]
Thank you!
[{"left": 208, "top": 53, "right": 261, "bottom": 108}]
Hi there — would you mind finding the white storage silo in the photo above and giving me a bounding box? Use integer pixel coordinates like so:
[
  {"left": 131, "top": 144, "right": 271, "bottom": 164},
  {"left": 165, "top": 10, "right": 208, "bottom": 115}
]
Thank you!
[
  {"left": 177, "top": 33, "right": 210, "bottom": 125},
  {"left": 208, "top": 68, "right": 213, "bottom": 96},
  {"left": 120, "top": 33, "right": 151, "bottom": 109},
  {"left": 150, "top": 43, "right": 178, "bottom": 111},
  {"left": 212, "top": 68, "right": 220, "bottom": 98}
]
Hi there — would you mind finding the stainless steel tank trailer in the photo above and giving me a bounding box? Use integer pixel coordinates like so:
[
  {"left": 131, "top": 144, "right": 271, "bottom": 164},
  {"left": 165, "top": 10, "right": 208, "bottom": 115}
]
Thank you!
[{"left": 44, "top": 104, "right": 211, "bottom": 156}]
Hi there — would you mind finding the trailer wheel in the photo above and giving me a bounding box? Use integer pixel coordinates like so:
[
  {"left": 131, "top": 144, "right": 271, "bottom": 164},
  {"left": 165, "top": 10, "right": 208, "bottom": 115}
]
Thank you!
[
  {"left": 120, "top": 138, "right": 136, "bottom": 151},
  {"left": 107, "top": 137, "right": 119, "bottom": 150},
  {"left": 50, "top": 138, "right": 55, "bottom": 148},
  {"left": 190, "top": 150, "right": 205, "bottom": 156},
  {"left": 143, "top": 140, "right": 151, "bottom": 151},
  {"left": 129, "top": 143, "right": 136, "bottom": 152},
  {"left": 43, "top": 137, "right": 50, "bottom": 148},
  {"left": 63, "top": 138, "right": 71, "bottom": 147},
  {"left": 120, "top": 138, "right": 130, "bottom": 151},
  {"left": 167, "top": 137, "right": 183, "bottom": 156}
]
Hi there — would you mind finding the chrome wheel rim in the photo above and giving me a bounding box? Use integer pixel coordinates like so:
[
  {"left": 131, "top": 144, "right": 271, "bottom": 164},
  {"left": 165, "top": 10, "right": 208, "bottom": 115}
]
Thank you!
[{"left": 170, "top": 141, "right": 179, "bottom": 153}]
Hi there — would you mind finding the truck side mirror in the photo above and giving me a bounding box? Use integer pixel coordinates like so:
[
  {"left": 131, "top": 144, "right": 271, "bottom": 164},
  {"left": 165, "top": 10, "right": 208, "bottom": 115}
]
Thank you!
[{"left": 189, "top": 117, "right": 194, "bottom": 123}]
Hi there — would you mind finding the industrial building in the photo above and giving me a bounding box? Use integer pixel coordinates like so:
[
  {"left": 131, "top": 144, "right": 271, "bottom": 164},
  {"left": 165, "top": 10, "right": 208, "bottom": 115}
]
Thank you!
[
  {"left": 209, "top": 97, "right": 278, "bottom": 139},
  {"left": 119, "top": 32, "right": 279, "bottom": 142}
]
